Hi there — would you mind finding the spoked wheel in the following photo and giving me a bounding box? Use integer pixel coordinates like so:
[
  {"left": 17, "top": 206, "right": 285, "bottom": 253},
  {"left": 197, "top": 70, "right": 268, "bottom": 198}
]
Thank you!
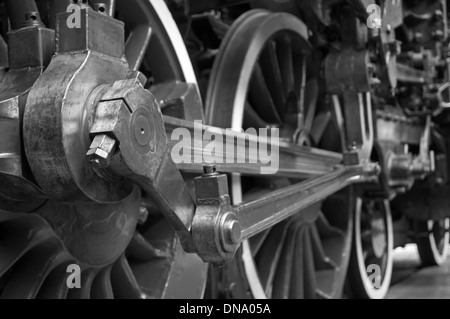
[
  {"left": 347, "top": 198, "right": 394, "bottom": 299},
  {"left": 416, "top": 218, "right": 450, "bottom": 266},
  {"left": 414, "top": 140, "right": 450, "bottom": 267},
  {"left": 0, "top": 0, "right": 206, "bottom": 298},
  {"left": 205, "top": 10, "right": 356, "bottom": 299},
  {"left": 0, "top": 191, "right": 200, "bottom": 299}
]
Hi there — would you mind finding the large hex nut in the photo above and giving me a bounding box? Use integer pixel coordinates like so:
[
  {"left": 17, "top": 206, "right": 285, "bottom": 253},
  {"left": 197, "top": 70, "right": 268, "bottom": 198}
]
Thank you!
[
  {"left": 90, "top": 78, "right": 168, "bottom": 183},
  {"left": 194, "top": 173, "right": 230, "bottom": 201},
  {"left": 86, "top": 134, "right": 117, "bottom": 168}
]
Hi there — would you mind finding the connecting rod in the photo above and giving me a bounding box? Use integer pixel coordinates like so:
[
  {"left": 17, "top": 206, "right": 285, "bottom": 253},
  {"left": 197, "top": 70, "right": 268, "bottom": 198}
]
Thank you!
[{"left": 86, "top": 77, "right": 380, "bottom": 263}]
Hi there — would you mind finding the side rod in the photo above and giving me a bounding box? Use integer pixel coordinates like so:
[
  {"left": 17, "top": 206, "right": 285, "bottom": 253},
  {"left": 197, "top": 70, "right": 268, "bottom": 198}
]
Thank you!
[
  {"left": 192, "top": 161, "right": 380, "bottom": 263},
  {"left": 236, "top": 164, "right": 378, "bottom": 240},
  {"left": 87, "top": 79, "right": 380, "bottom": 263},
  {"left": 164, "top": 116, "right": 342, "bottom": 178}
]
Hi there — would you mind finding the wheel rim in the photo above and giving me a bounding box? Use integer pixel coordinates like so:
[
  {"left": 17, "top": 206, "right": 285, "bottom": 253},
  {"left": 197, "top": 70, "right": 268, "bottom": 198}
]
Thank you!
[
  {"left": 0, "top": 0, "right": 206, "bottom": 299},
  {"left": 206, "top": 9, "right": 355, "bottom": 299},
  {"left": 348, "top": 198, "right": 393, "bottom": 299},
  {"left": 418, "top": 218, "right": 450, "bottom": 266},
  {"left": 428, "top": 219, "right": 450, "bottom": 263},
  {"left": 117, "top": 0, "right": 197, "bottom": 84}
]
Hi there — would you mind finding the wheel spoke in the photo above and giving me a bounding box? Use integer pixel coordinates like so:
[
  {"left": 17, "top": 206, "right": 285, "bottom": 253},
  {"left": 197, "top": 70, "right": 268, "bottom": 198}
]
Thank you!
[
  {"left": 91, "top": 267, "right": 114, "bottom": 299},
  {"left": 111, "top": 255, "right": 143, "bottom": 299},
  {"left": 309, "top": 224, "right": 338, "bottom": 271},
  {"left": 316, "top": 212, "right": 345, "bottom": 238},
  {"left": 272, "top": 221, "right": 298, "bottom": 299},
  {"left": 255, "top": 222, "right": 289, "bottom": 294},
  {"left": 316, "top": 213, "right": 347, "bottom": 266},
  {"left": 67, "top": 270, "right": 97, "bottom": 299},
  {"left": 127, "top": 232, "right": 171, "bottom": 262},
  {"left": 293, "top": 56, "right": 307, "bottom": 118},
  {"left": 243, "top": 103, "right": 270, "bottom": 129},
  {"left": 304, "top": 80, "right": 319, "bottom": 133},
  {"left": 125, "top": 25, "right": 153, "bottom": 71},
  {"left": 260, "top": 41, "right": 286, "bottom": 115},
  {"left": 37, "top": 264, "right": 71, "bottom": 299},
  {"left": 302, "top": 228, "right": 317, "bottom": 299},
  {"left": 289, "top": 227, "right": 306, "bottom": 299},
  {"left": 277, "top": 35, "right": 295, "bottom": 94},
  {"left": 249, "top": 230, "right": 271, "bottom": 258},
  {"left": 1, "top": 241, "right": 64, "bottom": 299},
  {"left": 310, "top": 112, "right": 332, "bottom": 145},
  {"left": 249, "top": 64, "right": 282, "bottom": 124},
  {"left": 0, "top": 218, "right": 54, "bottom": 277},
  {"left": 315, "top": 270, "right": 336, "bottom": 299}
]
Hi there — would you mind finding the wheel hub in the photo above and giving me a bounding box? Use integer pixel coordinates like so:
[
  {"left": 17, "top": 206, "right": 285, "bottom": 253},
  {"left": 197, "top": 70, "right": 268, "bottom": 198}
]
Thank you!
[
  {"left": 0, "top": 1, "right": 208, "bottom": 298},
  {"left": 35, "top": 189, "right": 141, "bottom": 267},
  {"left": 24, "top": 8, "right": 133, "bottom": 203},
  {"left": 19, "top": 7, "right": 141, "bottom": 267}
]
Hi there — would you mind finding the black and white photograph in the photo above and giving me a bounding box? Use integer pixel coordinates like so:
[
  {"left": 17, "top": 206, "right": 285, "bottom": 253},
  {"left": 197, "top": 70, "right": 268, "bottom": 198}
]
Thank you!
[{"left": 0, "top": 0, "right": 449, "bottom": 303}]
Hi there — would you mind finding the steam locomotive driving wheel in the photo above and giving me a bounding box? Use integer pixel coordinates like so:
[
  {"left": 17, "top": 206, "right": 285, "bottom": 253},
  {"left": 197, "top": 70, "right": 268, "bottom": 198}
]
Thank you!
[
  {"left": 2, "top": 0, "right": 449, "bottom": 301},
  {"left": 347, "top": 197, "right": 393, "bottom": 299},
  {"left": 416, "top": 218, "right": 450, "bottom": 266},
  {"left": 0, "top": 0, "right": 207, "bottom": 299},
  {"left": 205, "top": 10, "right": 356, "bottom": 299}
]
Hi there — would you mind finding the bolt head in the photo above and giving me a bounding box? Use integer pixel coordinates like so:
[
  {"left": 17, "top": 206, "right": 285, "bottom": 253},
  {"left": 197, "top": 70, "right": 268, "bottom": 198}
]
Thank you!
[
  {"left": 219, "top": 212, "right": 242, "bottom": 252},
  {"left": 87, "top": 148, "right": 110, "bottom": 168},
  {"left": 86, "top": 134, "right": 117, "bottom": 168},
  {"left": 195, "top": 173, "right": 229, "bottom": 200},
  {"left": 226, "top": 219, "right": 242, "bottom": 245},
  {"left": 127, "top": 71, "right": 148, "bottom": 87},
  {"left": 203, "top": 164, "right": 217, "bottom": 175}
]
